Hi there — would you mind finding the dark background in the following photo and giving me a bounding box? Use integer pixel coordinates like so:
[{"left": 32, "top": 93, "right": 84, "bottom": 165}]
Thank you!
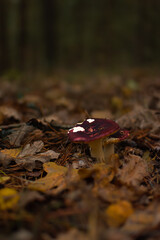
[{"left": 0, "top": 0, "right": 160, "bottom": 76}]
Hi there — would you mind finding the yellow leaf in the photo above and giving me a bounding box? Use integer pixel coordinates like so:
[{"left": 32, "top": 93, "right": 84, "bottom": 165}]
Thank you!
[
  {"left": 1, "top": 148, "right": 22, "bottom": 158},
  {"left": 105, "top": 200, "right": 133, "bottom": 227},
  {"left": 78, "top": 163, "right": 115, "bottom": 196},
  {"left": 28, "top": 162, "right": 79, "bottom": 194},
  {"left": 93, "top": 163, "right": 115, "bottom": 185},
  {"left": 0, "top": 176, "right": 10, "bottom": 184},
  {"left": 43, "top": 162, "right": 68, "bottom": 174},
  {"left": 0, "top": 188, "right": 20, "bottom": 210},
  {"left": 79, "top": 163, "right": 114, "bottom": 183}
]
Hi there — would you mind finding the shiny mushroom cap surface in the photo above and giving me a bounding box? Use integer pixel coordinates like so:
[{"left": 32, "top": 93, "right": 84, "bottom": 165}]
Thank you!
[{"left": 68, "top": 118, "right": 128, "bottom": 143}]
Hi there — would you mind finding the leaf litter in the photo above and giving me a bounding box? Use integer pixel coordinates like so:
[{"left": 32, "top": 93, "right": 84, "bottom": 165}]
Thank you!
[{"left": 0, "top": 74, "right": 160, "bottom": 240}]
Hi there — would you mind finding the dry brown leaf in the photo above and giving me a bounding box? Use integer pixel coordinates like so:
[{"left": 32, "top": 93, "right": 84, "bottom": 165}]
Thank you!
[
  {"left": 18, "top": 140, "right": 44, "bottom": 157},
  {"left": 0, "top": 152, "right": 12, "bottom": 167},
  {"left": 8, "top": 124, "right": 35, "bottom": 147},
  {"left": 117, "top": 106, "right": 159, "bottom": 129},
  {"left": 0, "top": 148, "right": 21, "bottom": 166},
  {"left": 28, "top": 162, "right": 79, "bottom": 194},
  {"left": 0, "top": 142, "right": 59, "bottom": 170},
  {"left": 0, "top": 106, "right": 22, "bottom": 121},
  {"left": 19, "top": 191, "right": 44, "bottom": 207},
  {"left": 16, "top": 150, "right": 60, "bottom": 171},
  {"left": 117, "top": 154, "right": 149, "bottom": 187},
  {"left": 122, "top": 202, "right": 160, "bottom": 234},
  {"left": 1, "top": 148, "right": 22, "bottom": 158},
  {"left": 122, "top": 212, "right": 154, "bottom": 234},
  {"left": 39, "top": 150, "right": 60, "bottom": 159},
  {"left": 98, "top": 184, "right": 136, "bottom": 203},
  {"left": 105, "top": 200, "right": 134, "bottom": 227},
  {"left": 91, "top": 110, "right": 113, "bottom": 119}
]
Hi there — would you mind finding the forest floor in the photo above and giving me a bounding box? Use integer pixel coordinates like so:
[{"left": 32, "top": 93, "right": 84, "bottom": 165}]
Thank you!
[{"left": 0, "top": 71, "right": 160, "bottom": 240}]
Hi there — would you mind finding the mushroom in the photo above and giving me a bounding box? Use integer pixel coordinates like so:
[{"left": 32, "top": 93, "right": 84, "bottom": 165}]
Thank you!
[{"left": 68, "top": 118, "right": 129, "bottom": 163}]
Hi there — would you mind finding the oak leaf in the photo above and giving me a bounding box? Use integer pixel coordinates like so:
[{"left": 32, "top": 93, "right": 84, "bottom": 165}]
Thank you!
[
  {"left": 0, "top": 148, "right": 22, "bottom": 166},
  {"left": 7, "top": 124, "right": 35, "bottom": 147},
  {"left": 78, "top": 163, "right": 115, "bottom": 185},
  {"left": 117, "top": 154, "right": 149, "bottom": 187},
  {"left": 28, "top": 162, "right": 79, "bottom": 194},
  {"left": 1, "top": 148, "right": 22, "bottom": 158},
  {"left": 0, "top": 141, "right": 59, "bottom": 170}
]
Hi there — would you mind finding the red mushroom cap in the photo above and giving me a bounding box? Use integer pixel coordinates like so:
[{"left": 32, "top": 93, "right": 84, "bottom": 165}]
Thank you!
[
  {"left": 68, "top": 118, "right": 123, "bottom": 143},
  {"left": 109, "top": 129, "right": 129, "bottom": 141},
  {"left": 105, "top": 129, "right": 130, "bottom": 145}
]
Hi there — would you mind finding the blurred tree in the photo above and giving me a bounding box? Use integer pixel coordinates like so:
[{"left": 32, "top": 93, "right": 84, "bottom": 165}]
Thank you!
[
  {"left": 43, "top": 0, "right": 57, "bottom": 70},
  {"left": 0, "top": 0, "right": 160, "bottom": 74},
  {"left": 136, "top": 0, "right": 160, "bottom": 64},
  {"left": 0, "top": 0, "right": 9, "bottom": 73},
  {"left": 18, "top": 0, "right": 27, "bottom": 70}
]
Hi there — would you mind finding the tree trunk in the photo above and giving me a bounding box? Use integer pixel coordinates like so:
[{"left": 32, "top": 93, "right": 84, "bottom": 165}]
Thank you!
[
  {"left": 0, "top": 0, "right": 9, "bottom": 73},
  {"left": 42, "top": 0, "right": 57, "bottom": 70}
]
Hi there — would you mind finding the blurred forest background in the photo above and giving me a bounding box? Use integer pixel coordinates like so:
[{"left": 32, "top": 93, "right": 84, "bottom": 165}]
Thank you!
[{"left": 0, "top": 0, "right": 160, "bottom": 77}]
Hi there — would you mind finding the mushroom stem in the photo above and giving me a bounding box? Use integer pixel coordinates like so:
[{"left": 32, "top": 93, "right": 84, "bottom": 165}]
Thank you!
[
  {"left": 103, "top": 143, "right": 114, "bottom": 163},
  {"left": 88, "top": 139, "right": 105, "bottom": 163}
]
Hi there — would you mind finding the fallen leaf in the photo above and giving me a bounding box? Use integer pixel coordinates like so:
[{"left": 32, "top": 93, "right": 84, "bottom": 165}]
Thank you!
[
  {"left": 55, "top": 97, "right": 74, "bottom": 110},
  {"left": 98, "top": 184, "right": 136, "bottom": 203},
  {"left": 39, "top": 150, "right": 60, "bottom": 159},
  {"left": 122, "top": 212, "right": 154, "bottom": 234},
  {"left": 1, "top": 148, "right": 22, "bottom": 158},
  {"left": 19, "top": 191, "right": 44, "bottom": 207},
  {"left": 117, "top": 154, "right": 149, "bottom": 187},
  {"left": 0, "top": 176, "right": 10, "bottom": 184},
  {"left": 105, "top": 200, "right": 134, "bottom": 227},
  {"left": 91, "top": 110, "right": 113, "bottom": 119},
  {"left": 78, "top": 163, "right": 115, "bottom": 184},
  {"left": 0, "top": 148, "right": 21, "bottom": 167},
  {"left": 122, "top": 202, "right": 160, "bottom": 234},
  {"left": 0, "top": 188, "right": 20, "bottom": 210},
  {"left": 8, "top": 124, "right": 35, "bottom": 147},
  {"left": 93, "top": 163, "right": 115, "bottom": 190},
  {"left": 78, "top": 163, "right": 115, "bottom": 196},
  {"left": 0, "top": 106, "right": 22, "bottom": 121},
  {"left": 0, "top": 143, "right": 59, "bottom": 170},
  {"left": 18, "top": 140, "right": 44, "bottom": 157},
  {"left": 117, "top": 106, "right": 159, "bottom": 130},
  {"left": 16, "top": 150, "right": 60, "bottom": 171},
  {"left": 28, "top": 162, "right": 79, "bottom": 194}
]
